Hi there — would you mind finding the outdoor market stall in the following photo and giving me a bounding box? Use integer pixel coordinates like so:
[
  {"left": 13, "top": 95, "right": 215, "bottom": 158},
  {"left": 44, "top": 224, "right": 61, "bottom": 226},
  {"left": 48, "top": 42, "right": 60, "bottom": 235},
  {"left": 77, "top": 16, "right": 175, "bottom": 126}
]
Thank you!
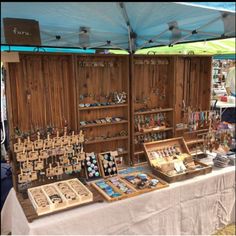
[{"left": 1, "top": 2, "right": 235, "bottom": 235}]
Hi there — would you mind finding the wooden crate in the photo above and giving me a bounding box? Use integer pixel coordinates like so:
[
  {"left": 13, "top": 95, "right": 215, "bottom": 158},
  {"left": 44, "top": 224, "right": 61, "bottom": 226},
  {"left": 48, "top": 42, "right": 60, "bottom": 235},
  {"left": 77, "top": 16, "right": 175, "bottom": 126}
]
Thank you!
[{"left": 143, "top": 137, "right": 212, "bottom": 183}]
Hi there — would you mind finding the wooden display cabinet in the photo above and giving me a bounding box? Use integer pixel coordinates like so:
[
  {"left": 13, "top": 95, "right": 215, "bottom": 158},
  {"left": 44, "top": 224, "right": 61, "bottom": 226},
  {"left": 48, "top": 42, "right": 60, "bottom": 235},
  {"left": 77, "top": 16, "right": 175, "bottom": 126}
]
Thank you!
[
  {"left": 130, "top": 55, "right": 175, "bottom": 166},
  {"left": 76, "top": 55, "right": 130, "bottom": 169},
  {"left": 174, "top": 56, "right": 212, "bottom": 153}
]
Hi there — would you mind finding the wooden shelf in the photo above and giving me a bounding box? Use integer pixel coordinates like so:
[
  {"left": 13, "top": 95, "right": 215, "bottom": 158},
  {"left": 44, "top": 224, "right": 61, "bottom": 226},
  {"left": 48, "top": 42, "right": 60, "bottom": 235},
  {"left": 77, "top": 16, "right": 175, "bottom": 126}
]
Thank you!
[
  {"left": 80, "top": 120, "right": 128, "bottom": 128},
  {"left": 190, "top": 150, "right": 205, "bottom": 156},
  {"left": 134, "top": 161, "right": 148, "bottom": 166},
  {"left": 117, "top": 151, "right": 128, "bottom": 156},
  {"left": 134, "top": 151, "right": 144, "bottom": 155},
  {"left": 134, "top": 108, "right": 173, "bottom": 115},
  {"left": 84, "top": 136, "right": 128, "bottom": 145},
  {"left": 186, "top": 139, "right": 204, "bottom": 145},
  {"left": 79, "top": 104, "right": 128, "bottom": 111},
  {"left": 184, "top": 129, "right": 209, "bottom": 135},
  {"left": 117, "top": 163, "right": 130, "bottom": 170},
  {"left": 176, "top": 127, "right": 189, "bottom": 131},
  {"left": 135, "top": 127, "right": 173, "bottom": 136}
]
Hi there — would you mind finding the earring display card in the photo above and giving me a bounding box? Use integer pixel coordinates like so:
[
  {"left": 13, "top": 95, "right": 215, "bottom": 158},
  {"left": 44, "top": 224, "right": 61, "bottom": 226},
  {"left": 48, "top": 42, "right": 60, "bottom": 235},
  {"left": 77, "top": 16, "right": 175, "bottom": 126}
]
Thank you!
[
  {"left": 28, "top": 178, "right": 93, "bottom": 216},
  {"left": 13, "top": 130, "right": 85, "bottom": 187},
  {"left": 84, "top": 152, "right": 101, "bottom": 180},
  {"left": 98, "top": 151, "right": 118, "bottom": 178}
]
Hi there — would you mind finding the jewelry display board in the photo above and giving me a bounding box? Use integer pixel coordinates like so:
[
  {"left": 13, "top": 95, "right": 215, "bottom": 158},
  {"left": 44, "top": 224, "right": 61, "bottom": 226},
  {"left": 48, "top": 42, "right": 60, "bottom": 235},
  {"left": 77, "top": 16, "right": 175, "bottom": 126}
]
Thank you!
[
  {"left": 91, "top": 172, "right": 168, "bottom": 202},
  {"left": 13, "top": 129, "right": 85, "bottom": 192},
  {"left": 84, "top": 152, "right": 102, "bottom": 180},
  {"left": 131, "top": 55, "right": 175, "bottom": 166},
  {"left": 76, "top": 55, "right": 130, "bottom": 169},
  {"left": 98, "top": 151, "right": 119, "bottom": 178},
  {"left": 143, "top": 137, "right": 212, "bottom": 183}
]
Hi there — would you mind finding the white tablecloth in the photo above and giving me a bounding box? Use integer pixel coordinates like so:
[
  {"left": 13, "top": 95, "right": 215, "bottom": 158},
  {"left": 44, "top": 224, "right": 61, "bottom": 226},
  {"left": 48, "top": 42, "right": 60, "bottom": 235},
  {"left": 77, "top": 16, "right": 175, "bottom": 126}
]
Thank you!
[{"left": 1, "top": 166, "right": 235, "bottom": 235}]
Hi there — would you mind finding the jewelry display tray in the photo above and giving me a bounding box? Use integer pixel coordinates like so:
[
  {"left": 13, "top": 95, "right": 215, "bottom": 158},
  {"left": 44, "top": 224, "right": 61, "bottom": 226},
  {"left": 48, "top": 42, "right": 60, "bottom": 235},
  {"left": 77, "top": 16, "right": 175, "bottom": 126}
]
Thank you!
[
  {"left": 143, "top": 137, "right": 212, "bottom": 183},
  {"left": 17, "top": 179, "right": 104, "bottom": 223},
  {"left": 91, "top": 172, "right": 169, "bottom": 202}
]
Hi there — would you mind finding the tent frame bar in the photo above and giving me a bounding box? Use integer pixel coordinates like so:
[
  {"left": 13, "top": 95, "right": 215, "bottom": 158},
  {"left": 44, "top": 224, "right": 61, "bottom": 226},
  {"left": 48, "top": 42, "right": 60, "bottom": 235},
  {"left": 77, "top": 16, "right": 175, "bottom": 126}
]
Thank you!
[
  {"left": 1, "top": 36, "right": 234, "bottom": 53},
  {"left": 171, "top": 15, "right": 225, "bottom": 46}
]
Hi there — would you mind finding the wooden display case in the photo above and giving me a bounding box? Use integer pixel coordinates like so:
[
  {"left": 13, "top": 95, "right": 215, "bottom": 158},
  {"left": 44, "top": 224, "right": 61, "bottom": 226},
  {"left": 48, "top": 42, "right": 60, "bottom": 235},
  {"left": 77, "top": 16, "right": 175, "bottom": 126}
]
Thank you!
[
  {"left": 174, "top": 56, "right": 212, "bottom": 151},
  {"left": 91, "top": 172, "right": 168, "bottom": 202},
  {"left": 143, "top": 137, "right": 212, "bottom": 183},
  {"left": 131, "top": 55, "right": 175, "bottom": 166},
  {"left": 76, "top": 55, "right": 130, "bottom": 169},
  {"left": 90, "top": 176, "right": 138, "bottom": 202}
]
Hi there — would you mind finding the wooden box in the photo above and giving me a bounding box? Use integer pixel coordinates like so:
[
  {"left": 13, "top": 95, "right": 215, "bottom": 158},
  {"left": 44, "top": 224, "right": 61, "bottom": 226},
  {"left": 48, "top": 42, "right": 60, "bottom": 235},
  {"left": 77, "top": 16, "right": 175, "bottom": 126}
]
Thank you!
[{"left": 143, "top": 137, "right": 212, "bottom": 183}]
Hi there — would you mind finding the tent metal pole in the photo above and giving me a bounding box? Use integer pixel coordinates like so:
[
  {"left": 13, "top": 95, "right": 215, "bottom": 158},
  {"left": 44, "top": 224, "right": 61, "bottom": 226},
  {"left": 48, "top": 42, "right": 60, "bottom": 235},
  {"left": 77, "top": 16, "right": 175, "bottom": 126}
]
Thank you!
[{"left": 117, "top": 2, "right": 136, "bottom": 53}]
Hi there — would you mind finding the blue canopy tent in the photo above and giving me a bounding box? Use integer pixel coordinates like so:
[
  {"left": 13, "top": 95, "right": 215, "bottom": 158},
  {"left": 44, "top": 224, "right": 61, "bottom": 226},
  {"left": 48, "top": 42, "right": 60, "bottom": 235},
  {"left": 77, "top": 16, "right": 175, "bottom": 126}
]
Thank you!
[{"left": 1, "top": 2, "right": 235, "bottom": 53}]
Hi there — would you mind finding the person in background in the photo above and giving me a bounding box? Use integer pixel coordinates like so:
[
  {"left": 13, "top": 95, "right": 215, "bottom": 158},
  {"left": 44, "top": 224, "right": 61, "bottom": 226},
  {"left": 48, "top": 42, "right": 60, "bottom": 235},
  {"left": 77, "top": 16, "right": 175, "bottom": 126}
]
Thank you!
[{"left": 225, "top": 61, "right": 235, "bottom": 97}]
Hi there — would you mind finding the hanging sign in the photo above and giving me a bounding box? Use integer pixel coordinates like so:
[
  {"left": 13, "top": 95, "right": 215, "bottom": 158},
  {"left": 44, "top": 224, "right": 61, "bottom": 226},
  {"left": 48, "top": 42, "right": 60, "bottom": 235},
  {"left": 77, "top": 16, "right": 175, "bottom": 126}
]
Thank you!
[{"left": 3, "top": 18, "right": 41, "bottom": 46}]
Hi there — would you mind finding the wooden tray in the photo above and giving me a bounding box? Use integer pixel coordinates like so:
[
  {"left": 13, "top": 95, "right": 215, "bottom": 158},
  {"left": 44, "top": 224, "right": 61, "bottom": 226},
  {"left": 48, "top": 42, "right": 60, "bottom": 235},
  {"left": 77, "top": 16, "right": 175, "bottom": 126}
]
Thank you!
[
  {"left": 90, "top": 176, "right": 139, "bottom": 202},
  {"left": 91, "top": 172, "right": 169, "bottom": 201},
  {"left": 150, "top": 160, "right": 212, "bottom": 183},
  {"left": 120, "top": 172, "right": 169, "bottom": 194},
  {"left": 143, "top": 137, "right": 212, "bottom": 183},
  {"left": 17, "top": 184, "right": 104, "bottom": 222}
]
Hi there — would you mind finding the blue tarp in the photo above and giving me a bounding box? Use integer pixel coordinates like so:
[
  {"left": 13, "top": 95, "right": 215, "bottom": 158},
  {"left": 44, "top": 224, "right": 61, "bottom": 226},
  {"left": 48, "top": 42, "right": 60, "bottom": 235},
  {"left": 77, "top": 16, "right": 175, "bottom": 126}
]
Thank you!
[
  {"left": 213, "top": 54, "right": 236, "bottom": 60},
  {"left": 0, "top": 46, "right": 96, "bottom": 54},
  {"left": 1, "top": 2, "right": 235, "bottom": 52}
]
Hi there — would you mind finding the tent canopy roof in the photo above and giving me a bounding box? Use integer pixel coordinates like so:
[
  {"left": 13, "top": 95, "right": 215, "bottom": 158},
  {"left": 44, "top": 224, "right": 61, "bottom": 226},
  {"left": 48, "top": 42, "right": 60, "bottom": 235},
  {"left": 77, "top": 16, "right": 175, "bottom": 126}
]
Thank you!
[
  {"left": 136, "top": 38, "right": 236, "bottom": 55},
  {"left": 1, "top": 2, "right": 235, "bottom": 52}
]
